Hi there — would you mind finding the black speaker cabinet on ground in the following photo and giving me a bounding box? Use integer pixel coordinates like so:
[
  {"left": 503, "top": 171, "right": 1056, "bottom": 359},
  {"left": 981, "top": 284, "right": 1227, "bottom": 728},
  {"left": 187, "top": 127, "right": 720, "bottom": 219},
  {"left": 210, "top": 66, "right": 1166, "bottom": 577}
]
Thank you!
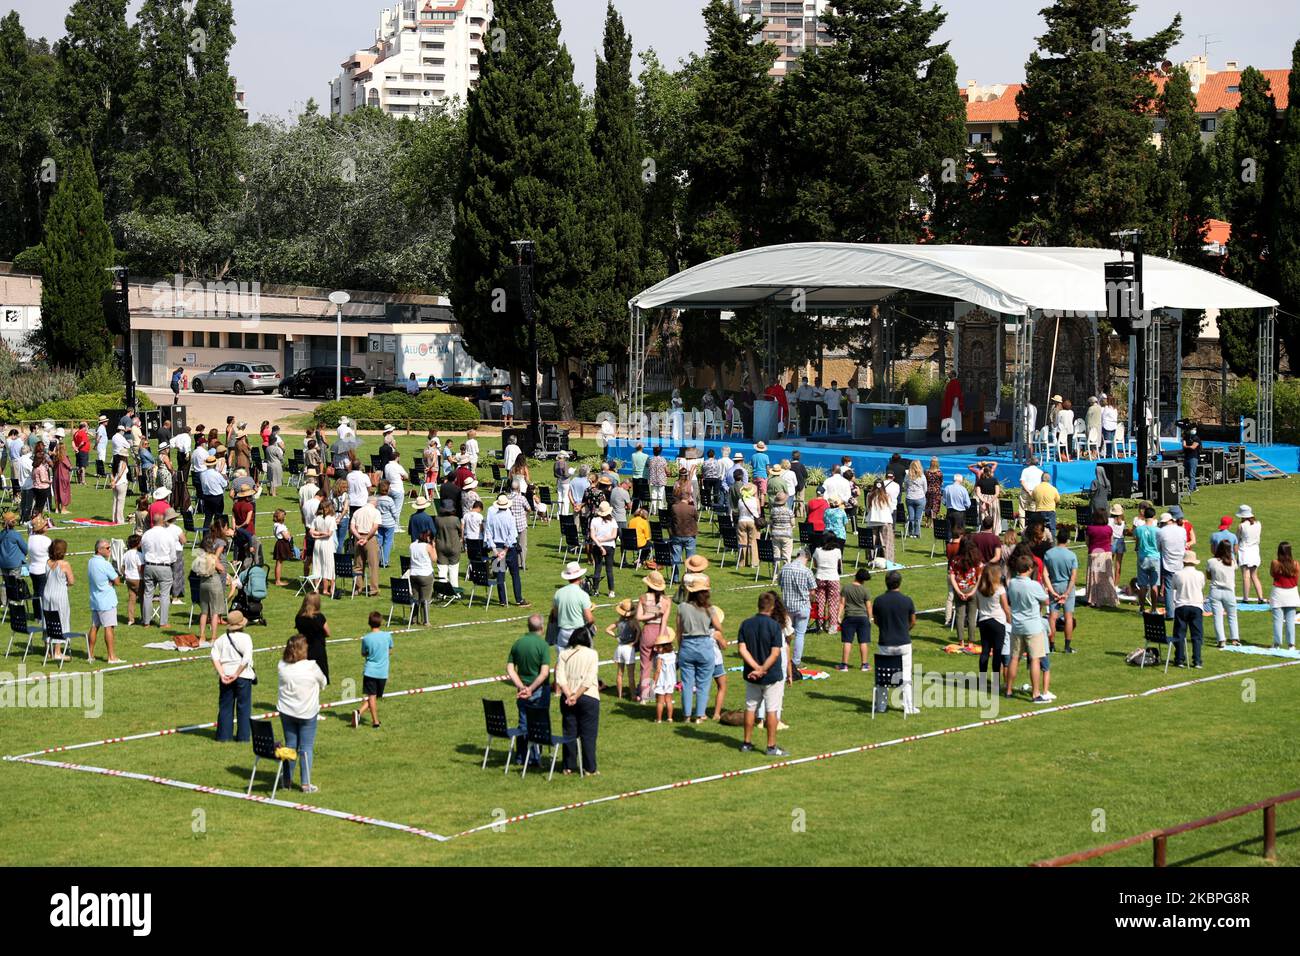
[
  {"left": 1144, "top": 460, "right": 1181, "bottom": 507},
  {"left": 500, "top": 427, "right": 537, "bottom": 457},
  {"left": 1100, "top": 461, "right": 1134, "bottom": 499},
  {"left": 142, "top": 409, "right": 162, "bottom": 439},
  {"left": 169, "top": 405, "right": 187, "bottom": 434},
  {"left": 1226, "top": 459, "right": 1243, "bottom": 484},
  {"left": 1210, "top": 447, "right": 1225, "bottom": 484}
]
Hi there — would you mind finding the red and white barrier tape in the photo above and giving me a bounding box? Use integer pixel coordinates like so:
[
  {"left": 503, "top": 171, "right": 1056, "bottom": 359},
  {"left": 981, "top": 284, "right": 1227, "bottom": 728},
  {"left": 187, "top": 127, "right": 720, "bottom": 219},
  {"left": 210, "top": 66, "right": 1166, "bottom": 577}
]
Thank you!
[{"left": 2, "top": 756, "right": 446, "bottom": 841}]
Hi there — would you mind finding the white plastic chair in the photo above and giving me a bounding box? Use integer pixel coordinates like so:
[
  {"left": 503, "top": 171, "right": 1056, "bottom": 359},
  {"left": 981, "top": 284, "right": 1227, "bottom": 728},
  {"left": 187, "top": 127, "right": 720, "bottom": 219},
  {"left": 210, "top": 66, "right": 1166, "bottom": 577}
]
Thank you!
[
  {"left": 1038, "top": 427, "right": 1055, "bottom": 462},
  {"left": 1086, "top": 426, "right": 1101, "bottom": 459},
  {"left": 810, "top": 407, "right": 828, "bottom": 435},
  {"left": 726, "top": 414, "right": 744, "bottom": 437},
  {"left": 704, "top": 409, "right": 724, "bottom": 440},
  {"left": 1115, "top": 422, "right": 1135, "bottom": 458}
]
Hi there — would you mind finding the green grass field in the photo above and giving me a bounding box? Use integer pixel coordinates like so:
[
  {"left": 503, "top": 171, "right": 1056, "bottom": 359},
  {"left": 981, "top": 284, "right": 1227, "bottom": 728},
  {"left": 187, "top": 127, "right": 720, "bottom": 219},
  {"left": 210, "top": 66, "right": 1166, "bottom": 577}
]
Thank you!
[{"left": 2, "top": 436, "right": 1297, "bottom": 867}]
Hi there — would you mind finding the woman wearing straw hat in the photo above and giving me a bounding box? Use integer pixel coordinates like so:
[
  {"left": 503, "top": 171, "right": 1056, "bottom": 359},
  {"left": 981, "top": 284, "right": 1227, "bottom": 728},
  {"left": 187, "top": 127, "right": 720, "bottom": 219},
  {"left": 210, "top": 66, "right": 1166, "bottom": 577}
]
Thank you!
[
  {"left": 212, "top": 610, "right": 256, "bottom": 742},
  {"left": 635, "top": 571, "right": 668, "bottom": 702},
  {"left": 674, "top": 574, "right": 726, "bottom": 723},
  {"left": 736, "top": 483, "right": 762, "bottom": 568},
  {"left": 589, "top": 500, "right": 619, "bottom": 597}
]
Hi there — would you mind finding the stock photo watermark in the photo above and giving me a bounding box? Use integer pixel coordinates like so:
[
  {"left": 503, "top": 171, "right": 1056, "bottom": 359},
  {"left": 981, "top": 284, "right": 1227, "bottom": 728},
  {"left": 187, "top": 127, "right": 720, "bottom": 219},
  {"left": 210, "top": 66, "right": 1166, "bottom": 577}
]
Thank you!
[{"left": 0, "top": 667, "right": 103, "bottom": 718}]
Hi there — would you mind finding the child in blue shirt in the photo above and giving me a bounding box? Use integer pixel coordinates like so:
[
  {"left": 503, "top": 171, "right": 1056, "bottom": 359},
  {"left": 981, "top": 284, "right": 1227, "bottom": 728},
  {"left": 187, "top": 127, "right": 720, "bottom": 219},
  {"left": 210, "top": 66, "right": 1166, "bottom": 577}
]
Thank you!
[{"left": 353, "top": 611, "right": 394, "bottom": 729}]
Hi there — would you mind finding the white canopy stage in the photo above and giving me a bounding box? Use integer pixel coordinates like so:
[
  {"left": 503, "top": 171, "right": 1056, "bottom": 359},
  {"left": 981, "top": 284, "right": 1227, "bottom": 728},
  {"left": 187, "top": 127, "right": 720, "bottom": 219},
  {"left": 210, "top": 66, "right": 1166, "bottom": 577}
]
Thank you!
[{"left": 627, "top": 243, "right": 1280, "bottom": 460}]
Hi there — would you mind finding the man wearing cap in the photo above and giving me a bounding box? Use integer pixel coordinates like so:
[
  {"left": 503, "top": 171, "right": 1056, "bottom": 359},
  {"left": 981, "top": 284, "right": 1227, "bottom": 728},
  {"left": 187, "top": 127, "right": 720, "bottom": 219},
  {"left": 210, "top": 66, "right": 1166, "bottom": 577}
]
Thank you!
[
  {"left": 350, "top": 495, "right": 382, "bottom": 597},
  {"left": 554, "top": 561, "right": 595, "bottom": 647},
  {"left": 140, "top": 511, "right": 179, "bottom": 627},
  {"left": 485, "top": 494, "right": 527, "bottom": 606},
  {"left": 751, "top": 442, "right": 771, "bottom": 503},
  {"left": 1170, "top": 552, "right": 1206, "bottom": 667},
  {"left": 670, "top": 492, "right": 699, "bottom": 571},
  {"left": 1156, "top": 511, "right": 1186, "bottom": 618}
]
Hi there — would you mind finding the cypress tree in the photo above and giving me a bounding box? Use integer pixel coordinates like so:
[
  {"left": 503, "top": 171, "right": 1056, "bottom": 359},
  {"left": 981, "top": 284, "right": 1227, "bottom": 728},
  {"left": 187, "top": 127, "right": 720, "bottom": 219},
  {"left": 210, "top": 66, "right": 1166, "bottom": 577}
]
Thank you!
[
  {"left": 37, "top": 148, "right": 116, "bottom": 370},
  {"left": 187, "top": 0, "right": 242, "bottom": 220},
  {"left": 123, "top": 0, "right": 193, "bottom": 215},
  {"left": 55, "top": 0, "right": 137, "bottom": 219},
  {"left": 1152, "top": 65, "right": 1211, "bottom": 264},
  {"left": 1272, "top": 41, "right": 1300, "bottom": 365},
  {"left": 450, "top": 0, "right": 607, "bottom": 419},
  {"left": 1218, "top": 66, "right": 1278, "bottom": 373},
  {"left": 0, "top": 13, "right": 56, "bottom": 260},
  {"left": 1000, "top": 0, "right": 1181, "bottom": 246}
]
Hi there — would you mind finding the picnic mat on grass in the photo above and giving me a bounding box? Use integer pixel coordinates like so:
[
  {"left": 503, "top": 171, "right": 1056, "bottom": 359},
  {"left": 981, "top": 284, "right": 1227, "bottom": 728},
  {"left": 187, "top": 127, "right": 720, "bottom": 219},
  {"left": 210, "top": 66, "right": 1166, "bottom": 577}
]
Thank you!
[
  {"left": 1219, "top": 644, "right": 1300, "bottom": 659},
  {"left": 142, "top": 640, "right": 212, "bottom": 651}
]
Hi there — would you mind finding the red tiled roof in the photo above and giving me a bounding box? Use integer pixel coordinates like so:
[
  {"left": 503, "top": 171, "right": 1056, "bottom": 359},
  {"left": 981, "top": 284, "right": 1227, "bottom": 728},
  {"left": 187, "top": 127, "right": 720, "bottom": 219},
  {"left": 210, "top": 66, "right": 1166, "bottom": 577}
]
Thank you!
[
  {"left": 965, "top": 84, "right": 1022, "bottom": 123},
  {"left": 1203, "top": 219, "right": 1231, "bottom": 246},
  {"left": 1197, "top": 69, "right": 1291, "bottom": 113}
]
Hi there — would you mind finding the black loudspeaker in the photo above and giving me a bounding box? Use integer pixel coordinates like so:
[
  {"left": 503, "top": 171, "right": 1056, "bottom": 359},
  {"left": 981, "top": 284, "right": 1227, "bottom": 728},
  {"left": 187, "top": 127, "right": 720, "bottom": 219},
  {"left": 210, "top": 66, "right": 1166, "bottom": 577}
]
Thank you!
[
  {"left": 1226, "top": 459, "right": 1242, "bottom": 484},
  {"left": 1144, "top": 460, "right": 1181, "bottom": 507},
  {"left": 541, "top": 424, "right": 570, "bottom": 454},
  {"left": 1100, "top": 461, "right": 1134, "bottom": 499},
  {"left": 169, "top": 405, "right": 187, "bottom": 434},
  {"left": 1198, "top": 462, "right": 1214, "bottom": 486},
  {"left": 501, "top": 427, "right": 537, "bottom": 457},
  {"left": 1228, "top": 445, "right": 1247, "bottom": 468},
  {"left": 142, "top": 410, "right": 162, "bottom": 439},
  {"left": 1210, "top": 447, "right": 1225, "bottom": 484}
]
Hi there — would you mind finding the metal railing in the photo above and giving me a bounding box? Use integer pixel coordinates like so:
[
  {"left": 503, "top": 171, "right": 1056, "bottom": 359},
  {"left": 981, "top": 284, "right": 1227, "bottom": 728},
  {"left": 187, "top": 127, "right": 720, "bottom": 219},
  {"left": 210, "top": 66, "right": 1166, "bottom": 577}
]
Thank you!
[{"left": 1032, "top": 789, "right": 1300, "bottom": 867}]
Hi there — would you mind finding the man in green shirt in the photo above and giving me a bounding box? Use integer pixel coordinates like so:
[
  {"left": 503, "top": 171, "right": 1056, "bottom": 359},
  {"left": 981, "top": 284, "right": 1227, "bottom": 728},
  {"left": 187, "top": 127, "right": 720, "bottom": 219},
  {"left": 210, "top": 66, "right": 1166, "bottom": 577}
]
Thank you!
[
  {"left": 507, "top": 614, "right": 551, "bottom": 767},
  {"left": 631, "top": 443, "right": 649, "bottom": 479}
]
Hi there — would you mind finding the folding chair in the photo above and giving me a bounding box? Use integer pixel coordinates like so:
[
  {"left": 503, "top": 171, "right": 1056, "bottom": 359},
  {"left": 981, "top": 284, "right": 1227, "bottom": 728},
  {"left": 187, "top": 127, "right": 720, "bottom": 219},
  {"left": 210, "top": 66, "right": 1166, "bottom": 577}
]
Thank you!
[
  {"left": 481, "top": 698, "right": 526, "bottom": 773},
  {"left": 387, "top": 577, "right": 417, "bottom": 628},
  {"left": 331, "top": 552, "right": 359, "bottom": 600},
  {"left": 1142, "top": 613, "right": 1174, "bottom": 674},
  {"left": 40, "top": 612, "right": 88, "bottom": 669},
  {"left": 755, "top": 537, "right": 777, "bottom": 582},
  {"left": 559, "top": 522, "right": 582, "bottom": 560},
  {"left": 717, "top": 526, "right": 740, "bottom": 567},
  {"left": 853, "top": 526, "right": 880, "bottom": 570},
  {"left": 295, "top": 566, "right": 324, "bottom": 596},
  {"left": 94, "top": 458, "right": 108, "bottom": 490},
  {"left": 7, "top": 602, "right": 45, "bottom": 661},
  {"left": 618, "top": 527, "right": 641, "bottom": 568},
  {"left": 433, "top": 578, "right": 462, "bottom": 607},
  {"left": 871, "top": 654, "right": 907, "bottom": 719},
  {"left": 246, "top": 720, "right": 289, "bottom": 799},
  {"left": 929, "top": 519, "right": 951, "bottom": 559},
  {"left": 651, "top": 541, "right": 679, "bottom": 584},
  {"left": 520, "top": 704, "right": 581, "bottom": 780},
  {"left": 466, "top": 559, "right": 495, "bottom": 608}
]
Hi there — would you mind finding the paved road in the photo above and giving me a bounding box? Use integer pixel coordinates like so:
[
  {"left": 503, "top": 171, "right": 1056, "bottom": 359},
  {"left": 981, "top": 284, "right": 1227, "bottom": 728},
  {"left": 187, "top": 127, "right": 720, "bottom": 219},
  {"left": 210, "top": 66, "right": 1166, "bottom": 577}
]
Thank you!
[{"left": 139, "top": 387, "right": 320, "bottom": 431}]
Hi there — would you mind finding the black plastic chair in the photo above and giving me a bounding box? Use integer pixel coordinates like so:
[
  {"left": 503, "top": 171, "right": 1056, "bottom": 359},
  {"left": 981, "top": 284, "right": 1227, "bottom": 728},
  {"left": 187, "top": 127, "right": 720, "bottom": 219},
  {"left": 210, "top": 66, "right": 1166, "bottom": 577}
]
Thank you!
[
  {"left": 481, "top": 698, "right": 526, "bottom": 773},
  {"left": 798, "top": 521, "right": 813, "bottom": 546},
  {"left": 388, "top": 577, "right": 416, "bottom": 628},
  {"left": 246, "top": 720, "right": 289, "bottom": 798},
  {"left": 619, "top": 527, "right": 641, "bottom": 568},
  {"left": 854, "top": 526, "right": 880, "bottom": 570},
  {"left": 652, "top": 541, "right": 679, "bottom": 584},
  {"left": 520, "top": 704, "right": 581, "bottom": 780},
  {"left": 466, "top": 560, "right": 495, "bottom": 608},
  {"left": 5, "top": 600, "right": 43, "bottom": 659},
  {"left": 1142, "top": 613, "right": 1174, "bottom": 674},
  {"left": 872, "top": 655, "right": 907, "bottom": 719},
  {"left": 755, "top": 537, "right": 777, "bottom": 582},
  {"left": 465, "top": 537, "right": 487, "bottom": 563},
  {"left": 649, "top": 521, "right": 666, "bottom": 543},
  {"left": 40, "top": 611, "right": 87, "bottom": 669},
  {"left": 929, "top": 520, "right": 951, "bottom": 559},
  {"left": 631, "top": 477, "right": 650, "bottom": 510},
  {"left": 559, "top": 523, "right": 582, "bottom": 560},
  {"left": 332, "top": 552, "right": 358, "bottom": 600},
  {"left": 717, "top": 526, "right": 740, "bottom": 565},
  {"left": 399, "top": 556, "right": 412, "bottom": 575},
  {"left": 0, "top": 574, "right": 29, "bottom": 626}
]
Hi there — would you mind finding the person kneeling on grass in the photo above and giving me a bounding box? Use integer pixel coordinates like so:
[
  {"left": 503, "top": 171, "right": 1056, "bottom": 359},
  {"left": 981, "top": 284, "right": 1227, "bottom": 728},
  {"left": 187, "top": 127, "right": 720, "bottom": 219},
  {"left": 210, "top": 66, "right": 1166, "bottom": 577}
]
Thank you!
[
  {"left": 1006, "top": 555, "right": 1054, "bottom": 703},
  {"left": 353, "top": 611, "right": 394, "bottom": 728},
  {"left": 739, "top": 591, "right": 788, "bottom": 756}
]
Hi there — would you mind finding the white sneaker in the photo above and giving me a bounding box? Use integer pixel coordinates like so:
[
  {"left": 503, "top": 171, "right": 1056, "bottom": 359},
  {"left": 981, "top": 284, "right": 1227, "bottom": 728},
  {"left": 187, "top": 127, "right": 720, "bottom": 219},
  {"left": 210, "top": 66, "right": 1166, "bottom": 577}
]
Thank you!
[
  {"left": 607, "top": 590, "right": 616, "bottom": 598},
  {"left": 1041, "top": 692, "right": 1057, "bottom": 702},
  {"left": 170, "top": 598, "right": 184, "bottom": 605}
]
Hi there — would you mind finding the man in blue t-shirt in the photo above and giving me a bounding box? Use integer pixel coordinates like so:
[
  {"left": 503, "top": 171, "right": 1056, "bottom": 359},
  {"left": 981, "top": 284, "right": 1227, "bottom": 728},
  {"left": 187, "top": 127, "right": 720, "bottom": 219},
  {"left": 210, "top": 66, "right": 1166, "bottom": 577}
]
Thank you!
[
  {"left": 353, "top": 611, "right": 394, "bottom": 728},
  {"left": 738, "top": 592, "right": 787, "bottom": 757},
  {"left": 1007, "top": 555, "right": 1052, "bottom": 703},
  {"left": 1042, "top": 527, "right": 1079, "bottom": 653},
  {"left": 86, "top": 540, "right": 123, "bottom": 663},
  {"left": 1133, "top": 506, "right": 1161, "bottom": 614}
]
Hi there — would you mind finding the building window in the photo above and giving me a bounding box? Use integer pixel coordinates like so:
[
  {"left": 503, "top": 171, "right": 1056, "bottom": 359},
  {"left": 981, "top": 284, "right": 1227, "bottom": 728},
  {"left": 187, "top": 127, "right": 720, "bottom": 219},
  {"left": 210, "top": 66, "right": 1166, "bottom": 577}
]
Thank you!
[
  {"left": 367, "top": 89, "right": 380, "bottom": 108},
  {"left": 1201, "top": 117, "right": 1217, "bottom": 133},
  {"left": 229, "top": 332, "right": 242, "bottom": 349},
  {"left": 171, "top": 330, "right": 183, "bottom": 346},
  {"left": 208, "top": 331, "right": 221, "bottom": 348}
]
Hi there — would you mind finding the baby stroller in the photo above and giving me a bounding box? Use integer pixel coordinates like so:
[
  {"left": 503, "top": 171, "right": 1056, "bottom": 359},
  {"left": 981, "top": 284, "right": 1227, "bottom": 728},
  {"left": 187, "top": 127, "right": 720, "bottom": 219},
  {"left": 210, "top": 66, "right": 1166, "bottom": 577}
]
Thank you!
[{"left": 232, "top": 544, "right": 269, "bottom": 626}]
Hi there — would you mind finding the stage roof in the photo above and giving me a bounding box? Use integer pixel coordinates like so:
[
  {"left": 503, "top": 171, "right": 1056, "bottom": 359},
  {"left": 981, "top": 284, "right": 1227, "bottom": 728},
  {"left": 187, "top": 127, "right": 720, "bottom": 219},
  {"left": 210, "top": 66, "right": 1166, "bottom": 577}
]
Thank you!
[{"left": 630, "top": 243, "right": 1279, "bottom": 315}]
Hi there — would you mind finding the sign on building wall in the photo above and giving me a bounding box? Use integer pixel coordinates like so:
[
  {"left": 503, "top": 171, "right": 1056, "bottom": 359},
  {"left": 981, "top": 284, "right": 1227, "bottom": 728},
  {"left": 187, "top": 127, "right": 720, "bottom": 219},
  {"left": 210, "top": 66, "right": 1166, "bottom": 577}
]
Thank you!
[{"left": 0, "top": 305, "right": 40, "bottom": 359}]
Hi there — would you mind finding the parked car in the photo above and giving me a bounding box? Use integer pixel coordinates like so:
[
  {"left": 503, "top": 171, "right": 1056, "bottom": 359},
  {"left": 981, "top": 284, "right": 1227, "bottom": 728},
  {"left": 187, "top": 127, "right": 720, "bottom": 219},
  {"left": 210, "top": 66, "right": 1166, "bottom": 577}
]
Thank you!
[
  {"left": 278, "top": 366, "right": 369, "bottom": 399},
  {"left": 190, "top": 362, "right": 281, "bottom": 395}
]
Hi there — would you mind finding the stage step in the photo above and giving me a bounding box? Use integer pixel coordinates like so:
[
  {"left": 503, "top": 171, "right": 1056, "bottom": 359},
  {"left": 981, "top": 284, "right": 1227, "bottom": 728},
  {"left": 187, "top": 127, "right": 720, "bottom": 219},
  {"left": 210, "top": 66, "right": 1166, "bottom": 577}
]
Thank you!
[{"left": 1244, "top": 451, "right": 1289, "bottom": 481}]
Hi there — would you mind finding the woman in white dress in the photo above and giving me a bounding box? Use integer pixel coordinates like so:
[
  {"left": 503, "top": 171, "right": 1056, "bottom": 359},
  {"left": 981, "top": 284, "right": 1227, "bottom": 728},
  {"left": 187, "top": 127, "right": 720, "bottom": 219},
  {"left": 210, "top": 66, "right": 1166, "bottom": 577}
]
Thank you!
[
  {"left": 1055, "top": 398, "right": 1075, "bottom": 462},
  {"left": 311, "top": 501, "right": 338, "bottom": 597},
  {"left": 1237, "top": 505, "right": 1264, "bottom": 603}
]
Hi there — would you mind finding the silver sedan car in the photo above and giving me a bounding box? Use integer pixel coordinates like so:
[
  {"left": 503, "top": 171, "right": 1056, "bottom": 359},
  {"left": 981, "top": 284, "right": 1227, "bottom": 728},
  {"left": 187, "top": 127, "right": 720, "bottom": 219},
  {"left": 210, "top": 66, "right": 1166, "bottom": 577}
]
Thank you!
[{"left": 190, "top": 362, "right": 282, "bottom": 395}]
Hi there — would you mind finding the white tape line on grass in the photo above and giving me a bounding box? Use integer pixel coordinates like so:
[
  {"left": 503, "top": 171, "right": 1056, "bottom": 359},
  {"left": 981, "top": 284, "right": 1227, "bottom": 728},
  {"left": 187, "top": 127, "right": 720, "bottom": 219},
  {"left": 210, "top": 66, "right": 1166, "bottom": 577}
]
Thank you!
[
  {"left": 449, "top": 659, "right": 1300, "bottom": 839},
  {"left": 5, "top": 660, "right": 614, "bottom": 760},
  {"left": 1, "top": 756, "right": 447, "bottom": 842}
]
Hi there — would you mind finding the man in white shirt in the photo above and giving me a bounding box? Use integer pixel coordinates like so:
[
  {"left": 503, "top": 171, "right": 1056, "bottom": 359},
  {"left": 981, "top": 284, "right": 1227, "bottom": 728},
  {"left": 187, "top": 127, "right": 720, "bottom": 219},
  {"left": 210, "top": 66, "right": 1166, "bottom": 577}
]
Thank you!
[
  {"left": 350, "top": 495, "right": 382, "bottom": 596},
  {"left": 1170, "top": 552, "right": 1206, "bottom": 667},
  {"left": 94, "top": 416, "right": 109, "bottom": 464},
  {"left": 822, "top": 465, "right": 852, "bottom": 505},
  {"left": 462, "top": 429, "right": 480, "bottom": 472},
  {"left": 1018, "top": 456, "right": 1044, "bottom": 522},
  {"left": 503, "top": 436, "right": 521, "bottom": 472},
  {"left": 346, "top": 461, "right": 372, "bottom": 513},
  {"left": 13, "top": 445, "right": 33, "bottom": 522},
  {"left": 795, "top": 376, "right": 820, "bottom": 436},
  {"left": 110, "top": 425, "right": 131, "bottom": 474},
  {"left": 1156, "top": 512, "right": 1186, "bottom": 619},
  {"left": 383, "top": 454, "right": 408, "bottom": 514},
  {"left": 823, "top": 381, "right": 843, "bottom": 433},
  {"left": 170, "top": 426, "right": 192, "bottom": 463},
  {"left": 140, "top": 512, "right": 179, "bottom": 626}
]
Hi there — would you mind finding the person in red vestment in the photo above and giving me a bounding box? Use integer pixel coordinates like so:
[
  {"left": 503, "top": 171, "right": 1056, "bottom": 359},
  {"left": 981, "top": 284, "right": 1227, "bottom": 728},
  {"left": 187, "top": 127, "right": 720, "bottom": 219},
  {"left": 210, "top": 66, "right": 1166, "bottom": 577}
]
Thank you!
[{"left": 764, "top": 379, "right": 789, "bottom": 434}]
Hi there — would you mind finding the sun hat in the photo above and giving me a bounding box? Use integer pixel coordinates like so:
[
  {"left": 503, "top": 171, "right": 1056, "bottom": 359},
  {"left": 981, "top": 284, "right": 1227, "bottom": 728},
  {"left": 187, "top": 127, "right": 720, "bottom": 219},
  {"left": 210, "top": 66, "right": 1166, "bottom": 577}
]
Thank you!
[
  {"left": 382, "top": 424, "right": 395, "bottom": 433},
  {"left": 1088, "top": 396, "right": 1098, "bottom": 404},
  {"left": 1109, "top": 503, "right": 1124, "bottom": 517},
  {"left": 686, "top": 574, "right": 711, "bottom": 593},
  {"left": 224, "top": 610, "right": 248, "bottom": 629},
  {"left": 236, "top": 485, "right": 256, "bottom": 498},
  {"left": 598, "top": 474, "right": 613, "bottom": 486},
  {"left": 644, "top": 570, "right": 666, "bottom": 592},
  {"left": 54, "top": 427, "right": 65, "bottom": 437},
  {"left": 732, "top": 452, "right": 744, "bottom": 461},
  {"left": 411, "top": 496, "right": 430, "bottom": 510},
  {"left": 654, "top": 627, "right": 676, "bottom": 647},
  {"left": 1236, "top": 504, "right": 1254, "bottom": 519},
  {"left": 741, "top": 485, "right": 756, "bottom": 498},
  {"left": 158, "top": 441, "right": 169, "bottom": 451},
  {"left": 1051, "top": 394, "right": 1063, "bottom": 403},
  {"left": 597, "top": 501, "right": 612, "bottom": 517},
  {"left": 1169, "top": 505, "right": 1185, "bottom": 520},
  {"left": 494, "top": 494, "right": 511, "bottom": 509},
  {"left": 1218, "top": 515, "right": 1234, "bottom": 531},
  {"left": 463, "top": 477, "right": 478, "bottom": 491},
  {"left": 164, "top": 508, "right": 179, "bottom": 522},
  {"left": 1158, "top": 512, "right": 1173, "bottom": 524},
  {"left": 338, "top": 416, "right": 350, "bottom": 426},
  {"left": 770, "top": 463, "right": 783, "bottom": 475},
  {"left": 755, "top": 441, "right": 767, "bottom": 452},
  {"left": 561, "top": 561, "right": 587, "bottom": 581},
  {"left": 42, "top": 419, "right": 53, "bottom": 430},
  {"left": 684, "top": 555, "right": 710, "bottom": 574},
  {"left": 616, "top": 598, "right": 634, "bottom": 617},
  {"left": 152, "top": 487, "right": 170, "bottom": 500},
  {"left": 773, "top": 491, "right": 789, "bottom": 505},
  {"left": 1183, "top": 551, "right": 1200, "bottom": 565},
  {"left": 304, "top": 467, "right": 318, "bottom": 478},
  {"left": 97, "top": 415, "right": 108, "bottom": 423}
]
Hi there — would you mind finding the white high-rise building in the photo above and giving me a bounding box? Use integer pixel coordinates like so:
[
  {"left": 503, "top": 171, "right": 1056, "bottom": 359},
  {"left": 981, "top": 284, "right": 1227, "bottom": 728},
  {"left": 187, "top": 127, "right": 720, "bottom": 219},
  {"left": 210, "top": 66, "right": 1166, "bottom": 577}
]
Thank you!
[
  {"left": 734, "top": 0, "right": 833, "bottom": 77},
  {"left": 329, "top": 0, "right": 493, "bottom": 118}
]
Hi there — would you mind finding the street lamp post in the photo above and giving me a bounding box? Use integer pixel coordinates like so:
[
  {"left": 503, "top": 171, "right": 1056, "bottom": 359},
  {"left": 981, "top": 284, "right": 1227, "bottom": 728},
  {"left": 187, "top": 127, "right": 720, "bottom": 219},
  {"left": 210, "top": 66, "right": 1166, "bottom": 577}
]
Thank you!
[{"left": 329, "top": 290, "right": 351, "bottom": 399}]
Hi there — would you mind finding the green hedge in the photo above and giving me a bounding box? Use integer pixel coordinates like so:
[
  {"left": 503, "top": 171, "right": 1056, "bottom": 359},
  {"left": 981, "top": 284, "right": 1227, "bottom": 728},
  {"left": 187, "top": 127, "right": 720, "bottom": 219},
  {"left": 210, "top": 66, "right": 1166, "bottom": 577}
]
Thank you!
[
  {"left": 576, "top": 394, "right": 618, "bottom": 420},
  {"left": 311, "top": 391, "right": 479, "bottom": 429},
  {"left": 28, "top": 391, "right": 156, "bottom": 423},
  {"left": 1224, "top": 377, "right": 1300, "bottom": 444}
]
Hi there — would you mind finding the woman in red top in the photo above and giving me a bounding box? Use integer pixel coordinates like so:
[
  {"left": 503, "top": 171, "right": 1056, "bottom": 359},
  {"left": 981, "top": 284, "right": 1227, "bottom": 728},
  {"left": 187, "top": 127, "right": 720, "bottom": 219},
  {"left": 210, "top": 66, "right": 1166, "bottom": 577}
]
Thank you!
[
  {"left": 1084, "top": 510, "right": 1118, "bottom": 608},
  {"left": 805, "top": 487, "right": 828, "bottom": 549},
  {"left": 948, "top": 538, "right": 983, "bottom": 649},
  {"left": 1269, "top": 542, "right": 1298, "bottom": 649}
]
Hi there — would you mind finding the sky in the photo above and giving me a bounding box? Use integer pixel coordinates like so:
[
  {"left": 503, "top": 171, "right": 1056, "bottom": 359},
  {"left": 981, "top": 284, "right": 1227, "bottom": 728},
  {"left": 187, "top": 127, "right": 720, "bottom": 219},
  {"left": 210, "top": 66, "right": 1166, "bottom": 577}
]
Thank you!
[{"left": 8, "top": 0, "right": 1300, "bottom": 121}]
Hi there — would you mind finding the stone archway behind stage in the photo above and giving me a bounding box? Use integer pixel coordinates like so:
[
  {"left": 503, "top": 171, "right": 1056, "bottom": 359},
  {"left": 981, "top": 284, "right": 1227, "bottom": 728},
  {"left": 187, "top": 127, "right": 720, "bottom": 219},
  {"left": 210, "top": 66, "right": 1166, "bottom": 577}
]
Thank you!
[{"left": 1033, "top": 314, "right": 1098, "bottom": 406}]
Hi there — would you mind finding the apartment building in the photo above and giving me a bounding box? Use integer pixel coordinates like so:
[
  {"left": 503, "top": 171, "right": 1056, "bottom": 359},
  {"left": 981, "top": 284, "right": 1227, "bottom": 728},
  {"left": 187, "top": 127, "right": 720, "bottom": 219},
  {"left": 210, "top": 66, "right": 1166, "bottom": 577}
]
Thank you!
[
  {"left": 329, "top": 0, "right": 492, "bottom": 118},
  {"left": 735, "top": 0, "right": 833, "bottom": 77}
]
